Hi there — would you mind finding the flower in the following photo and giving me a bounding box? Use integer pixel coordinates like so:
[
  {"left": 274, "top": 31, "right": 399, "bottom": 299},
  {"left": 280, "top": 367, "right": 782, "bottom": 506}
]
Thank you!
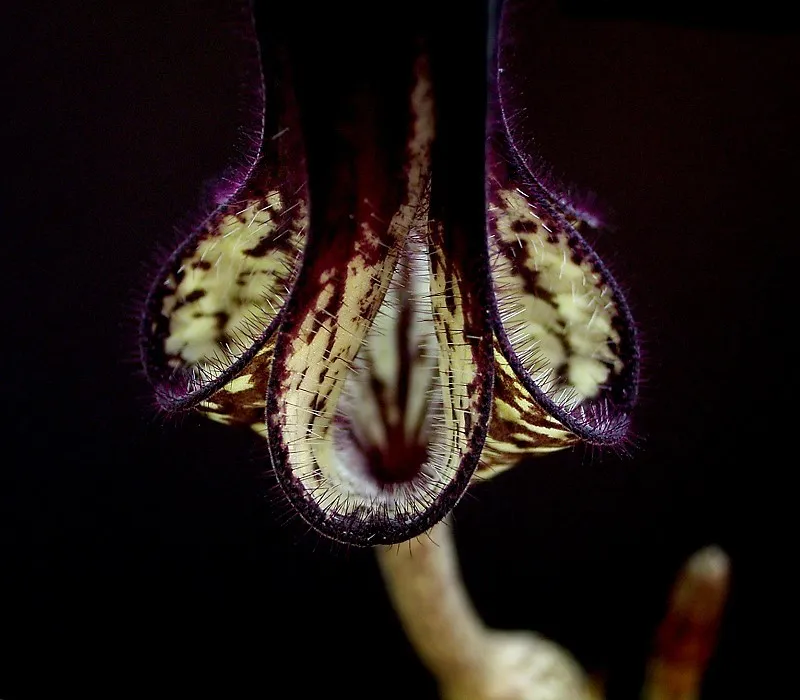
[{"left": 138, "top": 0, "right": 639, "bottom": 547}]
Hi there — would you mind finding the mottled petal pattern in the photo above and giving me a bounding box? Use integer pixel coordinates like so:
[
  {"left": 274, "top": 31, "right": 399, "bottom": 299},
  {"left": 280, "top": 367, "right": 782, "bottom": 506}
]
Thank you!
[
  {"left": 138, "top": 0, "right": 639, "bottom": 545},
  {"left": 139, "top": 35, "right": 307, "bottom": 413}
]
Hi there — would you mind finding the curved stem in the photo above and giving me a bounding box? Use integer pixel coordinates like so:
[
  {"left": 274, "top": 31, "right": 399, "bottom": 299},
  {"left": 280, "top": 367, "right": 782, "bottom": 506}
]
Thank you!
[
  {"left": 376, "top": 519, "right": 487, "bottom": 682},
  {"left": 375, "top": 518, "right": 592, "bottom": 700}
]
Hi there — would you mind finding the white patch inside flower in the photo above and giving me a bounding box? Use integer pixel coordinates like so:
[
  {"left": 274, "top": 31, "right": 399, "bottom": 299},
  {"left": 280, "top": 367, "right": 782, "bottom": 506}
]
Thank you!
[{"left": 290, "top": 231, "right": 473, "bottom": 521}]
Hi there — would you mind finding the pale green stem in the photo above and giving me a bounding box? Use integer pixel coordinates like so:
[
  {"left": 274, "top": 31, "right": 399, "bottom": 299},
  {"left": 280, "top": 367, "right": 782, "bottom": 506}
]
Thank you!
[
  {"left": 375, "top": 518, "right": 592, "bottom": 700},
  {"left": 376, "top": 518, "right": 487, "bottom": 681}
]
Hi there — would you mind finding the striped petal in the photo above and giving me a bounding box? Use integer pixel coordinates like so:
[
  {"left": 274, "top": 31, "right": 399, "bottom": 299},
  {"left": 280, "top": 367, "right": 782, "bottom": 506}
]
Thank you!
[{"left": 265, "top": 5, "right": 495, "bottom": 545}]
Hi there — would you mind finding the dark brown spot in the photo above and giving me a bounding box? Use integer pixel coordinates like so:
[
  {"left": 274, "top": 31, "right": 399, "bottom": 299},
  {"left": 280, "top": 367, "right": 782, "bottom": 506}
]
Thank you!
[
  {"left": 443, "top": 279, "right": 457, "bottom": 314},
  {"left": 364, "top": 439, "right": 428, "bottom": 486},
  {"left": 184, "top": 289, "right": 206, "bottom": 303},
  {"left": 244, "top": 233, "right": 278, "bottom": 258},
  {"left": 510, "top": 218, "right": 531, "bottom": 234}
]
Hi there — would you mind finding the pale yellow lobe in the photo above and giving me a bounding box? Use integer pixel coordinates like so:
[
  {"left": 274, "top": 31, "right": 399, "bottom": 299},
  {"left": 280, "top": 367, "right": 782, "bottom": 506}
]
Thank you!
[
  {"left": 568, "top": 356, "right": 610, "bottom": 398},
  {"left": 225, "top": 374, "right": 254, "bottom": 394},
  {"left": 250, "top": 422, "right": 268, "bottom": 439},
  {"left": 205, "top": 412, "right": 233, "bottom": 427},
  {"left": 490, "top": 188, "right": 623, "bottom": 402},
  {"left": 494, "top": 397, "right": 523, "bottom": 424},
  {"left": 165, "top": 315, "right": 220, "bottom": 364},
  {"left": 161, "top": 196, "right": 307, "bottom": 382}
]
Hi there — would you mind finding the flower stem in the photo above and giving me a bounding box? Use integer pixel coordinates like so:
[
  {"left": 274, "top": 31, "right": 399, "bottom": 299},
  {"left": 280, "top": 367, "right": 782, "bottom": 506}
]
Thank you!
[{"left": 375, "top": 519, "right": 592, "bottom": 700}]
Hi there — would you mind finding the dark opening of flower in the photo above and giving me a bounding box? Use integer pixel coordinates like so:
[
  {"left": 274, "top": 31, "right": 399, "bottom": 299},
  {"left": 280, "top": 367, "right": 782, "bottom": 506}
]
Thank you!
[{"left": 138, "top": 0, "right": 639, "bottom": 547}]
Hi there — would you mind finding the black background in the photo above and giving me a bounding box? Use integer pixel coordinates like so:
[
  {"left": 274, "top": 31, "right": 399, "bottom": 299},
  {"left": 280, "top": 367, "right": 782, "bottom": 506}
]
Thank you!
[{"left": 3, "top": 1, "right": 795, "bottom": 697}]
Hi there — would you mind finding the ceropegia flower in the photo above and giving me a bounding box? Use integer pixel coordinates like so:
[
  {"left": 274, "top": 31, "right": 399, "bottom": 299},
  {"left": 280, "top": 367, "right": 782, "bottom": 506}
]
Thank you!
[{"left": 138, "top": 0, "right": 639, "bottom": 547}]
